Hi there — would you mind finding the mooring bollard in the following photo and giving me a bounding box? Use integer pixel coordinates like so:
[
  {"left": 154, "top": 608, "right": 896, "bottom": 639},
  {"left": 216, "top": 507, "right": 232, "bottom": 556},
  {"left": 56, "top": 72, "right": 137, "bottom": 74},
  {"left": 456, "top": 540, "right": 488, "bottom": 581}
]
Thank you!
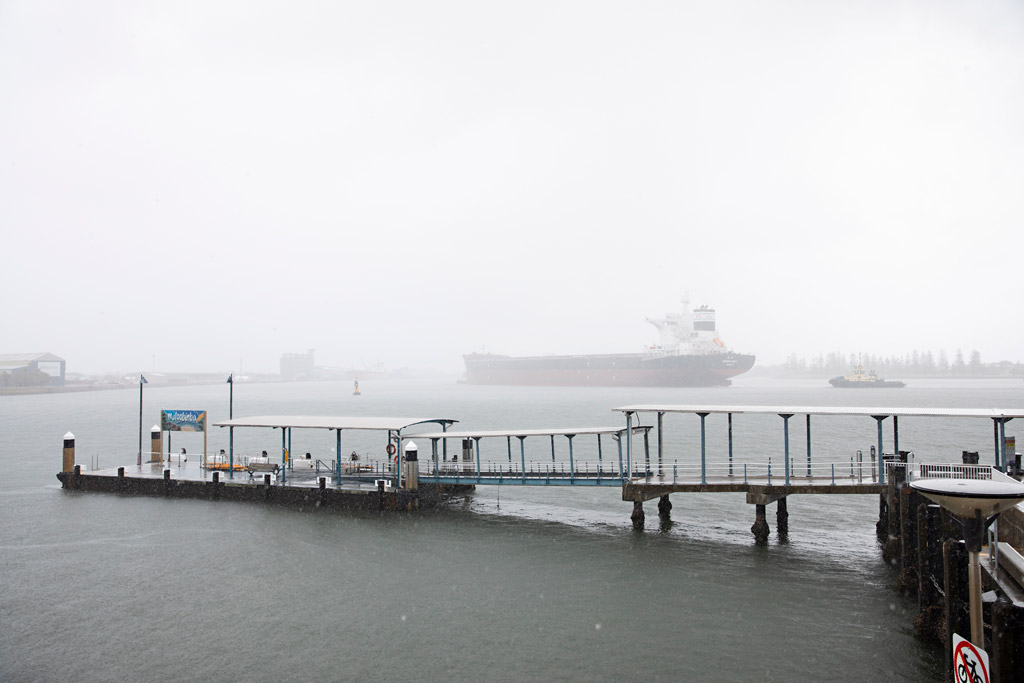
[
  {"left": 62, "top": 432, "right": 75, "bottom": 473},
  {"left": 212, "top": 471, "right": 220, "bottom": 484}
]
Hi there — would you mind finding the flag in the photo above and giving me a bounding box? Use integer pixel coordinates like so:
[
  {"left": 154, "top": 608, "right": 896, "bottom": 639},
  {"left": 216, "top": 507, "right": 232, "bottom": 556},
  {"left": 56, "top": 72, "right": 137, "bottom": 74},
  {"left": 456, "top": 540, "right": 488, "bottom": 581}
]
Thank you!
[
  {"left": 226, "top": 374, "right": 233, "bottom": 384},
  {"left": 140, "top": 375, "right": 148, "bottom": 384}
]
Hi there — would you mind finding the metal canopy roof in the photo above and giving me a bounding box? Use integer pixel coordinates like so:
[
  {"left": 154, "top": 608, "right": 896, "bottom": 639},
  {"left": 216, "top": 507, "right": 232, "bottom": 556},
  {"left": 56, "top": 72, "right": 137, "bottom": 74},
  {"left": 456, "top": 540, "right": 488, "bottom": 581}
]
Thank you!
[
  {"left": 613, "top": 405, "right": 1024, "bottom": 419},
  {"left": 412, "top": 426, "right": 648, "bottom": 440},
  {"left": 213, "top": 416, "right": 457, "bottom": 431}
]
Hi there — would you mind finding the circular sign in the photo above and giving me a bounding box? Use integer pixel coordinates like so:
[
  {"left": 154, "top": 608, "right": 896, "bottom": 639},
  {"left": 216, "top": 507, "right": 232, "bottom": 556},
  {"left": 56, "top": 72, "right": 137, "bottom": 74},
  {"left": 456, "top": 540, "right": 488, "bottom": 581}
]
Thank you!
[{"left": 953, "top": 636, "right": 989, "bottom": 683}]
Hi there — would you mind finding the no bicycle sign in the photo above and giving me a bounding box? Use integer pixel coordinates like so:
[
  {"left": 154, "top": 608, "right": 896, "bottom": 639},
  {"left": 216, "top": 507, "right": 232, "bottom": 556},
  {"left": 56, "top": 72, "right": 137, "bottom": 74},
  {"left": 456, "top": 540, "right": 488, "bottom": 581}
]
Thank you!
[{"left": 952, "top": 633, "right": 989, "bottom": 683}]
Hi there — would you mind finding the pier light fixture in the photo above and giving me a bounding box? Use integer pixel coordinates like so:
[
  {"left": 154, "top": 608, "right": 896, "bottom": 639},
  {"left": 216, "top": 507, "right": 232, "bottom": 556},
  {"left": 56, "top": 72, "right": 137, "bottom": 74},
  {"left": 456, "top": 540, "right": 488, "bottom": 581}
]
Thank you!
[
  {"left": 910, "top": 471, "right": 1024, "bottom": 648},
  {"left": 137, "top": 374, "right": 148, "bottom": 466}
]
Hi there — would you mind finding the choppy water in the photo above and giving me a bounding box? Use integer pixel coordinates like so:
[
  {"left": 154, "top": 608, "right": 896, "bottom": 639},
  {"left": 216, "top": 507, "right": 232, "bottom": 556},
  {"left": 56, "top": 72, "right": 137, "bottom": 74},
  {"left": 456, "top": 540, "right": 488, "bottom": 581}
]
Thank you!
[{"left": 3, "top": 377, "right": 1020, "bottom": 681}]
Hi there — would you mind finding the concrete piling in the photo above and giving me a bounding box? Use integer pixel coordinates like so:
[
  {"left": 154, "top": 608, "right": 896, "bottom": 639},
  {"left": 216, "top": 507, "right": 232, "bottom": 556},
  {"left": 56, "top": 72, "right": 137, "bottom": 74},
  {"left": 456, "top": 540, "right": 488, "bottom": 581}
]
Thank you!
[
  {"left": 657, "top": 495, "right": 672, "bottom": 520},
  {"left": 631, "top": 501, "right": 644, "bottom": 530},
  {"left": 775, "top": 497, "right": 788, "bottom": 536},
  {"left": 751, "top": 504, "right": 769, "bottom": 544},
  {"left": 62, "top": 432, "right": 75, "bottom": 473}
]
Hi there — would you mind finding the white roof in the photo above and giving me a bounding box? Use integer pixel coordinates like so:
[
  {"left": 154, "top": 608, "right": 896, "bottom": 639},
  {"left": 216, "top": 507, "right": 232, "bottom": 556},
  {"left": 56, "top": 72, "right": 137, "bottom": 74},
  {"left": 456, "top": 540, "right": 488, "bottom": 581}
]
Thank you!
[
  {"left": 213, "top": 416, "right": 456, "bottom": 431},
  {"left": 413, "top": 426, "right": 646, "bottom": 439},
  {"left": 613, "top": 405, "right": 1024, "bottom": 419}
]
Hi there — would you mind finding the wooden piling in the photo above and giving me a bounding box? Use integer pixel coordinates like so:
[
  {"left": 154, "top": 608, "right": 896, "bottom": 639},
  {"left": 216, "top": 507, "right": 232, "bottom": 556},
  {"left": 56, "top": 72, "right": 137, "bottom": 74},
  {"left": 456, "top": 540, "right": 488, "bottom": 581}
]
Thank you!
[
  {"left": 943, "top": 540, "right": 971, "bottom": 678},
  {"left": 991, "top": 599, "right": 1024, "bottom": 683},
  {"left": 897, "top": 487, "right": 921, "bottom": 594},
  {"left": 914, "top": 503, "right": 944, "bottom": 642}
]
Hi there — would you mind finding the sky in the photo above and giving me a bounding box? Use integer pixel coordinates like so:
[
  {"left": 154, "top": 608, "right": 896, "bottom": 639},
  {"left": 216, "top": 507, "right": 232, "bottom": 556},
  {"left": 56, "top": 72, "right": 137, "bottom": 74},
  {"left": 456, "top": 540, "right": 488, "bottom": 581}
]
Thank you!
[{"left": 2, "top": 0, "right": 1023, "bottom": 375}]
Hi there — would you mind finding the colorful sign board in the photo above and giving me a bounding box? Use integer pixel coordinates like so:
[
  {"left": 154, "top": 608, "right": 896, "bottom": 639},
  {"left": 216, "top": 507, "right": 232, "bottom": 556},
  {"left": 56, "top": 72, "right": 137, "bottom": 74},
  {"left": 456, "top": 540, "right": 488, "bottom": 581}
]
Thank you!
[
  {"left": 952, "top": 633, "right": 989, "bottom": 683},
  {"left": 161, "top": 410, "right": 207, "bottom": 432}
]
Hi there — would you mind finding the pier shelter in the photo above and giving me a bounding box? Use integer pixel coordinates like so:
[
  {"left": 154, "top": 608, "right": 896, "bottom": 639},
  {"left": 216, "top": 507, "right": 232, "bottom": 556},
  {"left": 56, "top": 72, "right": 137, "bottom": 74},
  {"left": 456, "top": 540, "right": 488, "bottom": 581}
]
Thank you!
[{"left": 213, "top": 415, "right": 457, "bottom": 485}]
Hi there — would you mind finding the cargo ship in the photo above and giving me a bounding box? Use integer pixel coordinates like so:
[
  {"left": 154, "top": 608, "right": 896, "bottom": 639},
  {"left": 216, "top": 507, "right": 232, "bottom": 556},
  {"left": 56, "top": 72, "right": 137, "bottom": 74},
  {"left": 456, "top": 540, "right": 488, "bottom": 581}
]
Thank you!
[
  {"left": 462, "top": 300, "right": 755, "bottom": 387},
  {"left": 828, "top": 365, "right": 905, "bottom": 388}
]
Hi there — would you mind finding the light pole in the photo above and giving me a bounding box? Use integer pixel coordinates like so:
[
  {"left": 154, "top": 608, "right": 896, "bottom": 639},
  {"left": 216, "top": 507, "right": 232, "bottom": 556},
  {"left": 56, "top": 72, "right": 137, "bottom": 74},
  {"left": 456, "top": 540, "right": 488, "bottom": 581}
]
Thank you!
[
  {"left": 226, "top": 374, "right": 234, "bottom": 478},
  {"left": 227, "top": 374, "right": 233, "bottom": 419},
  {"left": 910, "top": 469, "right": 1024, "bottom": 647},
  {"left": 137, "top": 374, "right": 148, "bottom": 466}
]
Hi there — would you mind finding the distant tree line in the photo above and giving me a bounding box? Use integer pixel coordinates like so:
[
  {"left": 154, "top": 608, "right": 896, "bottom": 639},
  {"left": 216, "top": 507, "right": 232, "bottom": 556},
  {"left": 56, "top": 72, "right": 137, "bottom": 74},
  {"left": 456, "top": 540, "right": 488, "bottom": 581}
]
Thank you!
[{"left": 775, "top": 350, "right": 1024, "bottom": 378}]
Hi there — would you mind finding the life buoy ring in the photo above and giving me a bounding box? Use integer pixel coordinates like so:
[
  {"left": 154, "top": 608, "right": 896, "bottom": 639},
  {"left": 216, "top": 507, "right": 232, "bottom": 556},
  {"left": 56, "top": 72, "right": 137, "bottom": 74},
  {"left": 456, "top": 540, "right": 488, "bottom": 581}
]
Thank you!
[
  {"left": 393, "top": 454, "right": 399, "bottom": 465},
  {"left": 386, "top": 443, "right": 396, "bottom": 456}
]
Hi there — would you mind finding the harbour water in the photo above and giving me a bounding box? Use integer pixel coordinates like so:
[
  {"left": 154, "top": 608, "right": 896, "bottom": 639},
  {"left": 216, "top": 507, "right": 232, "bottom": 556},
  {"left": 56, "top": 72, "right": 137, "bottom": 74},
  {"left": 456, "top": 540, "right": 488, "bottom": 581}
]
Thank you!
[{"left": 3, "top": 377, "right": 1021, "bottom": 681}]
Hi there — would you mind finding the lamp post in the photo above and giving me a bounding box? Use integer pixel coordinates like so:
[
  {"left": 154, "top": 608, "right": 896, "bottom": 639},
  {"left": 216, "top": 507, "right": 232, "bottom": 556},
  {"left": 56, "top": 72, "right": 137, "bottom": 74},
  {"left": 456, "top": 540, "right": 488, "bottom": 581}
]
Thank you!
[
  {"left": 137, "top": 374, "right": 148, "bottom": 466},
  {"left": 910, "top": 470, "right": 1024, "bottom": 647},
  {"left": 226, "top": 374, "right": 234, "bottom": 478}
]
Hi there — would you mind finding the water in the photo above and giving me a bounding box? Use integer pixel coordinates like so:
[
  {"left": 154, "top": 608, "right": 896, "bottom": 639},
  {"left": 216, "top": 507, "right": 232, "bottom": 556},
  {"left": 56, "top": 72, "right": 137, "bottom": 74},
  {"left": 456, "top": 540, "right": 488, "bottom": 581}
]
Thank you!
[{"left": 3, "top": 377, "right": 1020, "bottom": 681}]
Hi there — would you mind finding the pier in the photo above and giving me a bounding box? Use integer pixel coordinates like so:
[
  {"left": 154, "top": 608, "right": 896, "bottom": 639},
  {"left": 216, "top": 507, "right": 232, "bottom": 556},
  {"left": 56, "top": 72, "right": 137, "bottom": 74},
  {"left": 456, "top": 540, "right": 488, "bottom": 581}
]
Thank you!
[{"left": 55, "top": 402, "right": 1024, "bottom": 680}]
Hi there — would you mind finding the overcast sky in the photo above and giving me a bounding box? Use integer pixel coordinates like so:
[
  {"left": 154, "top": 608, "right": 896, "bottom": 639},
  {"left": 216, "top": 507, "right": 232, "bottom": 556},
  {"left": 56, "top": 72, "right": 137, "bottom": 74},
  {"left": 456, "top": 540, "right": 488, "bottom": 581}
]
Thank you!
[{"left": 2, "top": 0, "right": 1022, "bottom": 375}]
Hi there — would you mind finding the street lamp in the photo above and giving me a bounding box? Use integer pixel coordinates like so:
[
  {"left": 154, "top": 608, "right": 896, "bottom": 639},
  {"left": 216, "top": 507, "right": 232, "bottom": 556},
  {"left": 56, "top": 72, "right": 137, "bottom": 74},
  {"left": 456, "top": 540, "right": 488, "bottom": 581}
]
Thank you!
[
  {"left": 910, "top": 469, "right": 1024, "bottom": 648},
  {"left": 137, "top": 374, "right": 148, "bottom": 466},
  {"left": 226, "top": 374, "right": 234, "bottom": 478}
]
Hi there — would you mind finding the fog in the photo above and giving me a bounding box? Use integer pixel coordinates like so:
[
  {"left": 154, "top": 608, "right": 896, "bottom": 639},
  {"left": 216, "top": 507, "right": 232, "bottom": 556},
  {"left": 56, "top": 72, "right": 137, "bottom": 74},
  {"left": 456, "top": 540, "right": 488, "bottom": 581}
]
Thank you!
[{"left": 2, "top": 0, "right": 1022, "bottom": 375}]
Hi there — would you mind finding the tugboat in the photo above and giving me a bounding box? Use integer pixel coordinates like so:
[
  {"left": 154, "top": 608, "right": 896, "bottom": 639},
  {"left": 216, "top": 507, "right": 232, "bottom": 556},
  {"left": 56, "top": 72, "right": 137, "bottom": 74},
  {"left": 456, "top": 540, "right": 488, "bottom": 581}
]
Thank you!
[{"left": 828, "top": 365, "right": 905, "bottom": 388}]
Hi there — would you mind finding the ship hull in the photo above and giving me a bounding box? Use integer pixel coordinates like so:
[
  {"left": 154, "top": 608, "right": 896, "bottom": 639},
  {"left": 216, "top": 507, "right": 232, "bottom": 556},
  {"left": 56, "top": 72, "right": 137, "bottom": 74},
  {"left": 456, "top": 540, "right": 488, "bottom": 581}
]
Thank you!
[
  {"left": 828, "top": 377, "right": 905, "bottom": 388},
  {"left": 463, "top": 352, "right": 755, "bottom": 387}
]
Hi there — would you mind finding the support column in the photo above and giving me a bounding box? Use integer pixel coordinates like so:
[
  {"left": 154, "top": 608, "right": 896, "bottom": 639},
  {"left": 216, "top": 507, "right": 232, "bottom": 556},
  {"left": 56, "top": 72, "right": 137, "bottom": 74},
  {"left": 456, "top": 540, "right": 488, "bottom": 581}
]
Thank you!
[
  {"left": 728, "top": 413, "right": 734, "bottom": 476},
  {"left": 776, "top": 497, "right": 788, "bottom": 536},
  {"left": 657, "top": 412, "right": 663, "bottom": 471},
  {"left": 805, "top": 415, "right": 812, "bottom": 477},
  {"left": 752, "top": 504, "right": 769, "bottom": 544},
  {"left": 780, "top": 414, "right": 793, "bottom": 486},
  {"left": 657, "top": 494, "right": 672, "bottom": 520},
  {"left": 624, "top": 412, "right": 633, "bottom": 476},
  {"left": 999, "top": 419, "right": 1008, "bottom": 472},
  {"left": 631, "top": 501, "right": 644, "bottom": 530},
  {"left": 873, "top": 416, "right": 887, "bottom": 483},
  {"left": 698, "top": 413, "right": 708, "bottom": 485}
]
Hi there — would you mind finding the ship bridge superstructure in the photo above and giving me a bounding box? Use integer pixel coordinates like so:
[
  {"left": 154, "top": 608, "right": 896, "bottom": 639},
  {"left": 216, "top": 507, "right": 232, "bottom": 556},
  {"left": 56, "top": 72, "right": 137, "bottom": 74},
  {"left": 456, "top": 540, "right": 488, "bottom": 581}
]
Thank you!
[{"left": 646, "top": 296, "right": 729, "bottom": 356}]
